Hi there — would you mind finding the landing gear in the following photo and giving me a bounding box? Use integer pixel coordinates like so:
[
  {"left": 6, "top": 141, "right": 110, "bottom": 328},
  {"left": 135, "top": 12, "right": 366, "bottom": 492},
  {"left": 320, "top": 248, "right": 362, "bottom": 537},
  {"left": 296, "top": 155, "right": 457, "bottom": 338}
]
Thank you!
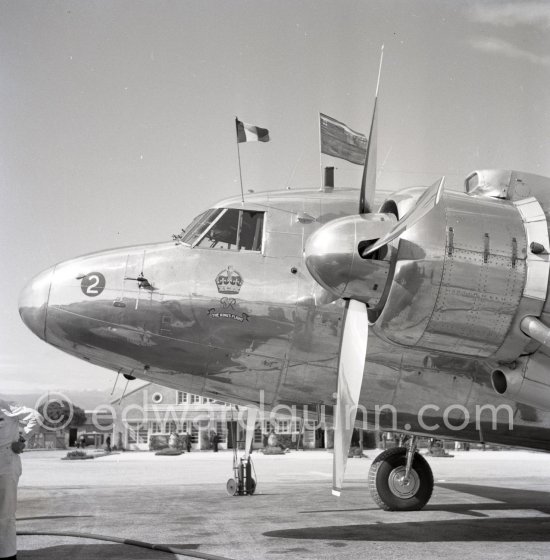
[
  {"left": 226, "top": 456, "right": 256, "bottom": 496},
  {"left": 368, "top": 439, "right": 434, "bottom": 511},
  {"left": 226, "top": 408, "right": 258, "bottom": 496}
]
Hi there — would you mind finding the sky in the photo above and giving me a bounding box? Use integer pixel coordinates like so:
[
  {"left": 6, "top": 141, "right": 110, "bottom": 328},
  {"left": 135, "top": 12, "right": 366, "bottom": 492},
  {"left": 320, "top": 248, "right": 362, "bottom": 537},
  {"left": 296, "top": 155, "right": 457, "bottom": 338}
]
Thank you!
[{"left": 1, "top": 0, "right": 550, "bottom": 395}]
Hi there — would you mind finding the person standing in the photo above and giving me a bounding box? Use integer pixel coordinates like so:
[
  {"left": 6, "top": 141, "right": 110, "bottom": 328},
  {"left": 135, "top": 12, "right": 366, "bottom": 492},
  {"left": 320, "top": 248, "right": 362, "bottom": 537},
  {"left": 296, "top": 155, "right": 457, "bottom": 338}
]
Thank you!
[
  {"left": 212, "top": 432, "right": 219, "bottom": 453},
  {"left": 183, "top": 431, "right": 191, "bottom": 453},
  {"left": 0, "top": 398, "right": 41, "bottom": 560}
]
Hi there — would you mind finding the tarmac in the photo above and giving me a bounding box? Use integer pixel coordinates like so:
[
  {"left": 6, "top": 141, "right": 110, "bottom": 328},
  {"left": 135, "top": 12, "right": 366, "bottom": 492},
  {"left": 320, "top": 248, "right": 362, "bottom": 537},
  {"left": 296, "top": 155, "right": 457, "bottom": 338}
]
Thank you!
[{"left": 14, "top": 448, "right": 550, "bottom": 560}]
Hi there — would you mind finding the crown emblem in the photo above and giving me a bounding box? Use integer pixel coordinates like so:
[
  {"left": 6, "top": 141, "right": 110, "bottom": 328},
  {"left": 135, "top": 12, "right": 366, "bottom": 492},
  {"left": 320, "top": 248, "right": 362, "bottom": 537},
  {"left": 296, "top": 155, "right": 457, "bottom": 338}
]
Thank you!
[{"left": 215, "top": 266, "right": 243, "bottom": 294}]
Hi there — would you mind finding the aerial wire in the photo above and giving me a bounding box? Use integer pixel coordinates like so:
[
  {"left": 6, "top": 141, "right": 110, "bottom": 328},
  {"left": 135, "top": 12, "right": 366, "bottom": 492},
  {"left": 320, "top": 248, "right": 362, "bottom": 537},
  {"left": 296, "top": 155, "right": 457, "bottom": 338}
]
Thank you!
[
  {"left": 110, "top": 370, "right": 121, "bottom": 395},
  {"left": 284, "top": 140, "right": 306, "bottom": 190},
  {"left": 118, "top": 377, "right": 130, "bottom": 405}
]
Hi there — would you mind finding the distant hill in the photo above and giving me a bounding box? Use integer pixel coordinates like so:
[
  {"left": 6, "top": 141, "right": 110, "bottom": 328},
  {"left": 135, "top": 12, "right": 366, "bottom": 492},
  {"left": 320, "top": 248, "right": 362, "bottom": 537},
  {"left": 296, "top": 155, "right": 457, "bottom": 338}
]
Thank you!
[{"left": 4, "top": 389, "right": 113, "bottom": 411}]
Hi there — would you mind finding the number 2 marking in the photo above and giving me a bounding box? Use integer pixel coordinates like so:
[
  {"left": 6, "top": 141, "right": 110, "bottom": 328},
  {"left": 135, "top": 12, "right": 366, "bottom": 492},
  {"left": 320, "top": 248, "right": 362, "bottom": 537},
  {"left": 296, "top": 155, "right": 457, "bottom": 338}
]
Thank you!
[
  {"left": 86, "top": 275, "right": 100, "bottom": 295},
  {"left": 81, "top": 272, "right": 106, "bottom": 297}
]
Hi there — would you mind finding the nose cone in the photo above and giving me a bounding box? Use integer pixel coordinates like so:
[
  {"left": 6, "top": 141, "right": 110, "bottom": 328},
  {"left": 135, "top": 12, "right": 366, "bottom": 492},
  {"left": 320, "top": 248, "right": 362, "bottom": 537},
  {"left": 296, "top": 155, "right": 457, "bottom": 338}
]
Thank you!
[{"left": 19, "top": 267, "right": 54, "bottom": 341}]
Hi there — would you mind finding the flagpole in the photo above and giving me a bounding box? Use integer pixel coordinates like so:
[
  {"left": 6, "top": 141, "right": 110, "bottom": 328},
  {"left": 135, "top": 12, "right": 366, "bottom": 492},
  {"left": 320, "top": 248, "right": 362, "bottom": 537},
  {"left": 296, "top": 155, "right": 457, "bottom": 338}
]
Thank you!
[{"left": 235, "top": 117, "right": 245, "bottom": 205}]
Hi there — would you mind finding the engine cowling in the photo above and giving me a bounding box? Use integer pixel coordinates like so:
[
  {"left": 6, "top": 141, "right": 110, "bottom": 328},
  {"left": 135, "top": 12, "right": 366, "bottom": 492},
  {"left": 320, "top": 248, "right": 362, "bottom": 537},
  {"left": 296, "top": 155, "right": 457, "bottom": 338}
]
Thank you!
[
  {"left": 306, "top": 190, "right": 550, "bottom": 361},
  {"left": 375, "top": 192, "right": 533, "bottom": 357}
]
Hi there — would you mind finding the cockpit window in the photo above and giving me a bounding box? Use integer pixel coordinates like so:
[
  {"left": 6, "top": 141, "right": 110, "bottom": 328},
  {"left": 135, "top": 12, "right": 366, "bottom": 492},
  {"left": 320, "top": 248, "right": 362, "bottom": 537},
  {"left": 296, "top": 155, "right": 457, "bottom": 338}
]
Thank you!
[
  {"left": 465, "top": 173, "right": 479, "bottom": 193},
  {"left": 181, "top": 208, "right": 221, "bottom": 246},
  {"left": 196, "top": 209, "right": 240, "bottom": 249},
  {"left": 239, "top": 210, "right": 263, "bottom": 251},
  {"left": 183, "top": 208, "right": 264, "bottom": 251}
]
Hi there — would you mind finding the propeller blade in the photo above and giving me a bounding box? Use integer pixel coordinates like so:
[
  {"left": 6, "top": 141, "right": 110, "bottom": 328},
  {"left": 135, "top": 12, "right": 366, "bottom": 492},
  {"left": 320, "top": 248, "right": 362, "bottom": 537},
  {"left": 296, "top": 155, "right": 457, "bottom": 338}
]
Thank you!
[
  {"left": 359, "top": 45, "right": 384, "bottom": 214},
  {"left": 245, "top": 407, "right": 259, "bottom": 458},
  {"left": 363, "top": 176, "right": 445, "bottom": 256},
  {"left": 332, "top": 299, "right": 369, "bottom": 496},
  {"left": 359, "top": 99, "right": 378, "bottom": 214}
]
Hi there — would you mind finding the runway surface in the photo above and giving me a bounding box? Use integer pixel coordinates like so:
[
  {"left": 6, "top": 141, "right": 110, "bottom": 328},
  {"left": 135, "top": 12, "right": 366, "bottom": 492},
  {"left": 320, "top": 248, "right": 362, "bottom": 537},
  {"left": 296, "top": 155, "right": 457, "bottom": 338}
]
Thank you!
[{"left": 15, "top": 449, "right": 550, "bottom": 559}]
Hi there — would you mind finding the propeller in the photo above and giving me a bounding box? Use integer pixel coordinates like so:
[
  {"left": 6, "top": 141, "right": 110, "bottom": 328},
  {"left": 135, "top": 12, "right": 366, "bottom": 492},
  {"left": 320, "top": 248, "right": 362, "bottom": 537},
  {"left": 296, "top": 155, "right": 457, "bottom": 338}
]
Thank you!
[
  {"left": 244, "top": 407, "right": 259, "bottom": 458},
  {"left": 359, "top": 45, "right": 383, "bottom": 215},
  {"left": 330, "top": 47, "right": 381, "bottom": 496},
  {"left": 332, "top": 299, "right": 369, "bottom": 496},
  {"left": 320, "top": 178, "right": 445, "bottom": 496},
  {"left": 362, "top": 176, "right": 445, "bottom": 257},
  {"left": 316, "top": 47, "right": 445, "bottom": 497}
]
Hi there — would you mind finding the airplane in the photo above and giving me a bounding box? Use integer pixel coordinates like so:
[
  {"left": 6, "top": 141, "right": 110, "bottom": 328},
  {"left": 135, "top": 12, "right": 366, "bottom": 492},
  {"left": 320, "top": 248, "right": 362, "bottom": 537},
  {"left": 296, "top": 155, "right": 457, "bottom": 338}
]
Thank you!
[{"left": 18, "top": 90, "right": 550, "bottom": 512}]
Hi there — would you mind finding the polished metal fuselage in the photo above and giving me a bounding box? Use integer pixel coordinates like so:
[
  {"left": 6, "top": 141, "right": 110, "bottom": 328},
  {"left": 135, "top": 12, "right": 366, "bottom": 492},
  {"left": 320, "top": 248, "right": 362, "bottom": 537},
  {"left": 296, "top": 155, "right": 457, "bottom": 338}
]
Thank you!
[{"left": 19, "top": 185, "right": 550, "bottom": 451}]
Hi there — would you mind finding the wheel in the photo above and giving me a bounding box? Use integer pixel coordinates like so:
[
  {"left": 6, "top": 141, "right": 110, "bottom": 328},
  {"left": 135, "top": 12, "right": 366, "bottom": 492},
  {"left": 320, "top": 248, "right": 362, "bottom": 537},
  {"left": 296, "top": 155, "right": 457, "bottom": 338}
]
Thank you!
[
  {"left": 368, "top": 447, "right": 433, "bottom": 511},
  {"left": 248, "top": 478, "right": 256, "bottom": 495},
  {"left": 226, "top": 478, "right": 239, "bottom": 496}
]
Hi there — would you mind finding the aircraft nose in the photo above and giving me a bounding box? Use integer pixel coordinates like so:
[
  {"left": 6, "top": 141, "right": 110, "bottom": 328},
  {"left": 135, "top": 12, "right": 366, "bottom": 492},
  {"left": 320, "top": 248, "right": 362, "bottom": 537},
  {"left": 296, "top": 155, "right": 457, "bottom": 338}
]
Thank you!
[{"left": 18, "top": 266, "right": 54, "bottom": 341}]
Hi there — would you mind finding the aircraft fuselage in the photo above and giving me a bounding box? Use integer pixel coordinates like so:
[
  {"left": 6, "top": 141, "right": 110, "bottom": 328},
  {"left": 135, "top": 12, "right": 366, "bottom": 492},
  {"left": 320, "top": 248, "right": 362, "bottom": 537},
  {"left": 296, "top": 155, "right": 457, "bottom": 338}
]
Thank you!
[{"left": 19, "top": 181, "right": 550, "bottom": 451}]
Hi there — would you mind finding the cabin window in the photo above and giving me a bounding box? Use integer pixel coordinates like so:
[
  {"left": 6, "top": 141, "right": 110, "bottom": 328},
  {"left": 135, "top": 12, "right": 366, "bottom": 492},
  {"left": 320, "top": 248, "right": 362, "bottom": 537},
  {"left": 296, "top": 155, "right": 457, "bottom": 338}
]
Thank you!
[{"left": 185, "top": 208, "right": 264, "bottom": 251}]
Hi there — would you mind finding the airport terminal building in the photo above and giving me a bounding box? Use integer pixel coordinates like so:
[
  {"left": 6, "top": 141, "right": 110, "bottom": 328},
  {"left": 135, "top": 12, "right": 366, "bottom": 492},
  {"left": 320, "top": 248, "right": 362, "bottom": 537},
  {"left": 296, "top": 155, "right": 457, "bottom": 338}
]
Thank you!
[{"left": 108, "top": 383, "right": 330, "bottom": 451}]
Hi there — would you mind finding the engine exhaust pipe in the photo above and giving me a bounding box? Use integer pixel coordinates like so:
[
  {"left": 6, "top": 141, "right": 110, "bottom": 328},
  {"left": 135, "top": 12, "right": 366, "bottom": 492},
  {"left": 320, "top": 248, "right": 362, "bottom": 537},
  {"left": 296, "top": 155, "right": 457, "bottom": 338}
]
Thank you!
[{"left": 491, "top": 346, "right": 550, "bottom": 411}]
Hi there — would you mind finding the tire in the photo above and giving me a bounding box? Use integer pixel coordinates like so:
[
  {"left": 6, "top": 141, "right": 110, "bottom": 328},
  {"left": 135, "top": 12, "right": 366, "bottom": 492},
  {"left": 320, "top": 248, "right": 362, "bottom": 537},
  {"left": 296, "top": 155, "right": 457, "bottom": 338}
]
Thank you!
[
  {"left": 368, "top": 447, "right": 433, "bottom": 511},
  {"left": 248, "top": 478, "right": 256, "bottom": 495},
  {"left": 226, "top": 478, "right": 239, "bottom": 496}
]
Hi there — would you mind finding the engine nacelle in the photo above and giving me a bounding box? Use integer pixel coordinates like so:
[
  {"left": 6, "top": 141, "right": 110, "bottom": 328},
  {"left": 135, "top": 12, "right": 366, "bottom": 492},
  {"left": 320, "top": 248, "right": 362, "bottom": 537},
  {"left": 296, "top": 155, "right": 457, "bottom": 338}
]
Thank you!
[
  {"left": 465, "top": 169, "right": 550, "bottom": 201},
  {"left": 372, "top": 192, "right": 549, "bottom": 360}
]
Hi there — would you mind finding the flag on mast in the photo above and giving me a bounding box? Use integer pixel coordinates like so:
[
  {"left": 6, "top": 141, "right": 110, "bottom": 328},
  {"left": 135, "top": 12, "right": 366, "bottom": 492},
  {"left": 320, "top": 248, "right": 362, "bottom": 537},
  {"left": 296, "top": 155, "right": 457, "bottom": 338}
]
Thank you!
[
  {"left": 236, "top": 118, "right": 270, "bottom": 143},
  {"left": 320, "top": 113, "right": 367, "bottom": 165}
]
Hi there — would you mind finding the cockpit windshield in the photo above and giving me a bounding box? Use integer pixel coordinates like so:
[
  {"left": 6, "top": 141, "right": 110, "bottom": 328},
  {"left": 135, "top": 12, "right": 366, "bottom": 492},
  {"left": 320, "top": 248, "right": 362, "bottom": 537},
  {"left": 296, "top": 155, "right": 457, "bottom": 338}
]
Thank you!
[
  {"left": 181, "top": 208, "right": 264, "bottom": 251},
  {"left": 181, "top": 209, "right": 220, "bottom": 245}
]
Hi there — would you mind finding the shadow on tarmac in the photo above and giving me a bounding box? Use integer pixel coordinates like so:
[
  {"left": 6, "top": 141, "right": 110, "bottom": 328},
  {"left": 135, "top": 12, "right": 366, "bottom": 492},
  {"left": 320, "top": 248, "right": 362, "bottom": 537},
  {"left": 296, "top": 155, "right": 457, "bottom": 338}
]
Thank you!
[
  {"left": 264, "top": 517, "right": 550, "bottom": 541},
  {"left": 18, "top": 543, "right": 200, "bottom": 559},
  {"left": 17, "top": 515, "right": 95, "bottom": 521},
  {"left": 432, "top": 483, "right": 550, "bottom": 514},
  {"left": 19, "top": 544, "right": 173, "bottom": 559},
  {"left": 265, "top": 483, "right": 550, "bottom": 542}
]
